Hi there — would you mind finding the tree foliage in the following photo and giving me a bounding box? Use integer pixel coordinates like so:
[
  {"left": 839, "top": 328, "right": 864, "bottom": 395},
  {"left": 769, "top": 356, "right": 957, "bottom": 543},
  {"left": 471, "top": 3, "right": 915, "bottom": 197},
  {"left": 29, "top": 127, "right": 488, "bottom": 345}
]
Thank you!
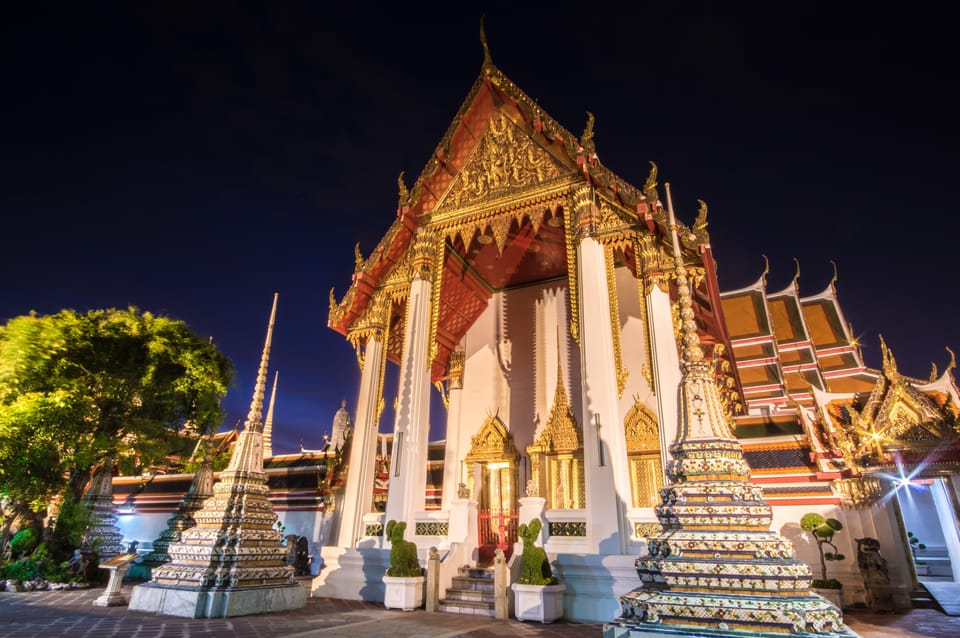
[
  {"left": 800, "top": 512, "right": 846, "bottom": 588},
  {"left": 0, "top": 307, "right": 233, "bottom": 516}
]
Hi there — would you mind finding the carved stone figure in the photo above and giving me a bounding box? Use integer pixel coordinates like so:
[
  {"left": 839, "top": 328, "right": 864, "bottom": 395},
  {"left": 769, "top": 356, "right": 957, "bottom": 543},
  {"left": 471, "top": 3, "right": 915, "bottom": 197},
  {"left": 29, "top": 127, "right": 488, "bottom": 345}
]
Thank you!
[{"left": 855, "top": 537, "right": 895, "bottom": 612}]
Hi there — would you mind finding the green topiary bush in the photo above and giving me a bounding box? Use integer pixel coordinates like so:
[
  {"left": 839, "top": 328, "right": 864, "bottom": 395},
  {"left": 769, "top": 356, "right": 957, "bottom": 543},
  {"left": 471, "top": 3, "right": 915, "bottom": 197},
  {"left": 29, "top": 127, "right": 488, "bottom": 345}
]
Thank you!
[
  {"left": 385, "top": 520, "right": 423, "bottom": 577},
  {"left": 517, "top": 518, "right": 557, "bottom": 586},
  {"left": 9, "top": 528, "right": 38, "bottom": 558},
  {"left": 800, "top": 512, "right": 845, "bottom": 589}
]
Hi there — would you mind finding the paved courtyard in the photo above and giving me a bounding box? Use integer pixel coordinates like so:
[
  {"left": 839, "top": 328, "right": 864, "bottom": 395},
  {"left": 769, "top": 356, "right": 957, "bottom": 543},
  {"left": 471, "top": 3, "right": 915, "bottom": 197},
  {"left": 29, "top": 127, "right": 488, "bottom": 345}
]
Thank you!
[{"left": 0, "top": 581, "right": 958, "bottom": 637}]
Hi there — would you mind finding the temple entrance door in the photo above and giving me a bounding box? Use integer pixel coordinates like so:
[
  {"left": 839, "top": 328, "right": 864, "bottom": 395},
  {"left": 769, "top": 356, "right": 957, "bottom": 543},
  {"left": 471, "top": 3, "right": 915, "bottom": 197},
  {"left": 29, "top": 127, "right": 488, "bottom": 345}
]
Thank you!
[
  {"left": 464, "top": 414, "right": 520, "bottom": 566},
  {"left": 477, "top": 461, "right": 518, "bottom": 564}
]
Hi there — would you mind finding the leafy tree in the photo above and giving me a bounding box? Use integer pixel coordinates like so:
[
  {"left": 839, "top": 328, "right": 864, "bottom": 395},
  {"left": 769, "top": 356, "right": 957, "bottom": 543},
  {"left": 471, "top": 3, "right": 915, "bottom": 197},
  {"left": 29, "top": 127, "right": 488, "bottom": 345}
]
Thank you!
[
  {"left": 0, "top": 307, "right": 233, "bottom": 547},
  {"left": 800, "top": 512, "right": 846, "bottom": 589}
]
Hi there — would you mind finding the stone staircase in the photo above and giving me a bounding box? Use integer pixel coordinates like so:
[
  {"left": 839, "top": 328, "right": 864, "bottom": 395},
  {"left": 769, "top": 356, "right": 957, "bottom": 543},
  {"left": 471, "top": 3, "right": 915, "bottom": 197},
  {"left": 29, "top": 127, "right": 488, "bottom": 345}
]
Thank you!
[{"left": 438, "top": 566, "right": 496, "bottom": 616}]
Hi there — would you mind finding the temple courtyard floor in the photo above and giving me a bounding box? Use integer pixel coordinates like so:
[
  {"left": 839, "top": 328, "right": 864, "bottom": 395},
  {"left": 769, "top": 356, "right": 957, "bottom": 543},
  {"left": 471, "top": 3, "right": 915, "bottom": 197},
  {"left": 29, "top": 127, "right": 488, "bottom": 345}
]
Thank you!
[{"left": 1, "top": 579, "right": 958, "bottom": 637}]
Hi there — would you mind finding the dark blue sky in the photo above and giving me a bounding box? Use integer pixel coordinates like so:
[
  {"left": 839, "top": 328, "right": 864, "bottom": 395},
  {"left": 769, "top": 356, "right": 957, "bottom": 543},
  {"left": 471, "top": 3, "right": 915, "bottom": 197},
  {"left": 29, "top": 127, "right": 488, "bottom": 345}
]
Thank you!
[{"left": 3, "top": 4, "right": 957, "bottom": 453}]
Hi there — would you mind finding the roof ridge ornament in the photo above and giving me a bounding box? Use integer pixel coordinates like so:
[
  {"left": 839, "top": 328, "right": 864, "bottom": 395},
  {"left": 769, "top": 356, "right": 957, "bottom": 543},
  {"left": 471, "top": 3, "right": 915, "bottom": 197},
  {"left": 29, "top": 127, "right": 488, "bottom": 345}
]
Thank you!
[
  {"left": 642, "top": 161, "right": 659, "bottom": 205},
  {"left": 693, "top": 199, "right": 708, "bottom": 235},
  {"left": 579, "top": 111, "right": 596, "bottom": 156},
  {"left": 760, "top": 254, "right": 769, "bottom": 288},
  {"left": 879, "top": 334, "right": 898, "bottom": 378},
  {"left": 829, "top": 259, "right": 839, "bottom": 292},
  {"left": 791, "top": 257, "right": 801, "bottom": 291},
  {"left": 480, "top": 15, "right": 494, "bottom": 71},
  {"left": 397, "top": 171, "right": 410, "bottom": 209}
]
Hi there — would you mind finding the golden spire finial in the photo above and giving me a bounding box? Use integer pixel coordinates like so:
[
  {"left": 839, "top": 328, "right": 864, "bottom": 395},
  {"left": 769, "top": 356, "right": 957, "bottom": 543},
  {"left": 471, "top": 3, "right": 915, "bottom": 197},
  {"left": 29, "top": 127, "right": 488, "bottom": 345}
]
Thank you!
[
  {"left": 791, "top": 257, "right": 801, "bottom": 289},
  {"left": 480, "top": 15, "right": 493, "bottom": 69},
  {"left": 397, "top": 171, "right": 409, "bottom": 208},
  {"left": 263, "top": 370, "right": 279, "bottom": 458},
  {"left": 245, "top": 293, "right": 279, "bottom": 433},
  {"left": 666, "top": 182, "right": 703, "bottom": 365},
  {"left": 580, "top": 111, "right": 596, "bottom": 155},
  {"left": 642, "top": 161, "right": 659, "bottom": 205},
  {"left": 760, "top": 254, "right": 770, "bottom": 287},
  {"left": 829, "top": 260, "right": 839, "bottom": 291},
  {"left": 328, "top": 287, "right": 337, "bottom": 314},
  {"left": 354, "top": 242, "right": 364, "bottom": 270}
]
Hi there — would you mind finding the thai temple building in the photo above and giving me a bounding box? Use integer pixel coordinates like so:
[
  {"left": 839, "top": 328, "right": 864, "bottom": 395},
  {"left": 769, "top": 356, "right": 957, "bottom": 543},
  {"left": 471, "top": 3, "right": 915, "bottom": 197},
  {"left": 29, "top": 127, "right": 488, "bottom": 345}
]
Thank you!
[{"left": 313, "top": 28, "right": 960, "bottom": 626}]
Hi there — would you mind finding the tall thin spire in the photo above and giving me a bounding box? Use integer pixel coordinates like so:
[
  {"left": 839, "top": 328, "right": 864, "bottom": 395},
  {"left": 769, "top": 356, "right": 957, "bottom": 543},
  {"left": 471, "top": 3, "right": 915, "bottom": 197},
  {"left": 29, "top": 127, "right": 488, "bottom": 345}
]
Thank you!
[
  {"left": 611, "top": 184, "right": 850, "bottom": 637},
  {"left": 263, "top": 370, "right": 279, "bottom": 458},
  {"left": 245, "top": 292, "right": 278, "bottom": 434},
  {"left": 130, "top": 291, "right": 305, "bottom": 617}
]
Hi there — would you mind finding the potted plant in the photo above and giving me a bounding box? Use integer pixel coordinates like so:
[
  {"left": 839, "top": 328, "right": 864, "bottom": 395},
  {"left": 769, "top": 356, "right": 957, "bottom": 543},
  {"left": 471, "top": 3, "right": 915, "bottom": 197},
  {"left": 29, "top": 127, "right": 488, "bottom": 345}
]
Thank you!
[
  {"left": 382, "top": 520, "right": 424, "bottom": 611},
  {"left": 511, "top": 518, "right": 565, "bottom": 623},
  {"left": 800, "top": 513, "right": 846, "bottom": 608},
  {"left": 908, "top": 531, "right": 928, "bottom": 575}
]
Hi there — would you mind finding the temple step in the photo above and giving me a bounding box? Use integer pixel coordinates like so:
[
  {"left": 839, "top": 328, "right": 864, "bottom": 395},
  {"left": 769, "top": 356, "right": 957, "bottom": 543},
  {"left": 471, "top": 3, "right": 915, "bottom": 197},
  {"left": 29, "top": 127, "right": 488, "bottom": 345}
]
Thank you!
[{"left": 439, "top": 566, "right": 496, "bottom": 617}]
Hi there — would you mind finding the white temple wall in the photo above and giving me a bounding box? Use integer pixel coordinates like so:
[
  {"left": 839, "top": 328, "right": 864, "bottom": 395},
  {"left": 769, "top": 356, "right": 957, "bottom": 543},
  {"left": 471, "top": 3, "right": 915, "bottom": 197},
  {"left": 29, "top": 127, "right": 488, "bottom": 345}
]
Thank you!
[
  {"left": 455, "top": 282, "right": 582, "bottom": 471},
  {"left": 615, "top": 266, "right": 656, "bottom": 416},
  {"left": 116, "top": 511, "right": 168, "bottom": 551}
]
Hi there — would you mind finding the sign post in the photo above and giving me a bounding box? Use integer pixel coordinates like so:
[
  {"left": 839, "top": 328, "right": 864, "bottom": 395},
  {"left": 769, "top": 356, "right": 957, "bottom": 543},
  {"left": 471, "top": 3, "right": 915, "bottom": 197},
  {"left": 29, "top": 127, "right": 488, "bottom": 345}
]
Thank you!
[{"left": 93, "top": 552, "right": 139, "bottom": 607}]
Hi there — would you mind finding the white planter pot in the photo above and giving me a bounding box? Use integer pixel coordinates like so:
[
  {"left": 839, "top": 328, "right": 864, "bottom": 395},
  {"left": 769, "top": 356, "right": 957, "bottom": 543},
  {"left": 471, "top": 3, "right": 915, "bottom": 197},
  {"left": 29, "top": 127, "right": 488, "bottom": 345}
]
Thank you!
[
  {"left": 812, "top": 587, "right": 844, "bottom": 610},
  {"left": 512, "top": 582, "right": 566, "bottom": 623},
  {"left": 383, "top": 575, "right": 425, "bottom": 611}
]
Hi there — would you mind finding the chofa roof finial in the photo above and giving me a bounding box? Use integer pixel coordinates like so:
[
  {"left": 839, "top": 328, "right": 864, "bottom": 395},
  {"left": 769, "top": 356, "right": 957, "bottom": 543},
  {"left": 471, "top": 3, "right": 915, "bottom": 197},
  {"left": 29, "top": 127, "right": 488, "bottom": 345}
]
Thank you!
[
  {"left": 760, "top": 254, "right": 770, "bottom": 287},
  {"left": 580, "top": 111, "right": 596, "bottom": 155},
  {"left": 828, "top": 260, "right": 839, "bottom": 292},
  {"left": 480, "top": 15, "right": 493, "bottom": 69}
]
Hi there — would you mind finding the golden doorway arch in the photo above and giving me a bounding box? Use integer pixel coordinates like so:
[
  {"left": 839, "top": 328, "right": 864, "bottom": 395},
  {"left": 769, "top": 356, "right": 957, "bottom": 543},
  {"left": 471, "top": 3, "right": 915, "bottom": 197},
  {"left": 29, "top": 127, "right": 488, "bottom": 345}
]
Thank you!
[
  {"left": 464, "top": 413, "right": 520, "bottom": 563},
  {"left": 624, "top": 398, "right": 663, "bottom": 508}
]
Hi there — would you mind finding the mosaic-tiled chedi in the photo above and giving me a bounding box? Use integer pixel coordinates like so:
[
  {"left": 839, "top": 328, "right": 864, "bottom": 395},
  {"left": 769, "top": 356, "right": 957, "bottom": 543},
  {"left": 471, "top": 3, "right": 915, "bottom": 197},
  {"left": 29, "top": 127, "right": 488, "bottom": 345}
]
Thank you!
[
  {"left": 139, "top": 437, "right": 215, "bottom": 567},
  {"left": 130, "top": 293, "right": 304, "bottom": 616},
  {"left": 81, "top": 455, "right": 126, "bottom": 559},
  {"left": 605, "top": 193, "right": 855, "bottom": 637}
]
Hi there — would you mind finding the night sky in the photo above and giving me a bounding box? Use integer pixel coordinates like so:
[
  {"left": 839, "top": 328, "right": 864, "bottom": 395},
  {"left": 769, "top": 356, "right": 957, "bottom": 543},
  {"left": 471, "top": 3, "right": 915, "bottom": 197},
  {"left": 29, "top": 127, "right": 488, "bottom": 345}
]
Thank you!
[{"left": 3, "top": 4, "right": 957, "bottom": 454}]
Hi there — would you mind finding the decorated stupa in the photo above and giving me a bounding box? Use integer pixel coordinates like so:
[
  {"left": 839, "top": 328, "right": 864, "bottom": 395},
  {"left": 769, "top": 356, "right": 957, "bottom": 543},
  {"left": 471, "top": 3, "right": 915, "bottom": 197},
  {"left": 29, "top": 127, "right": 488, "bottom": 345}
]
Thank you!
[
  {"left": 129, "top": 293, "right": 306, "bottom": 618},
  {"left": 603, "top": 190, "right": 858, "bottom": 637}
]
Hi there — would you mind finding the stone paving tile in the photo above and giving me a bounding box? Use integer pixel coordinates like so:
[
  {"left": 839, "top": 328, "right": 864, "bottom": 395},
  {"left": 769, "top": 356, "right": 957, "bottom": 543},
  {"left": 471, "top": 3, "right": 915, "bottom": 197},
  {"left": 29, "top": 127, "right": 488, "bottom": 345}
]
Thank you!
[{"left": 1, "top": 583, "right": 957, "bottom": 638}]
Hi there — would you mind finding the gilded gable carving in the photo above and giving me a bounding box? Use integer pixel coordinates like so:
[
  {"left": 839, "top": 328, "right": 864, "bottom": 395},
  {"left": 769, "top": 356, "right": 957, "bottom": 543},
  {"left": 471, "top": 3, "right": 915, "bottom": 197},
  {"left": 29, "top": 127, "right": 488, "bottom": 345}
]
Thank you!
[
  {"left": 465, "top": 414, "right": 518, "bottom": 463},
  {"left": 437, "top": 111, "right": 566, "bottom": 212},
  {"left": 528, "top": 371, "right": 582, "bottom": 454},
  {"left": 625, "top": 398, "right": 660, "bottom": 453}
]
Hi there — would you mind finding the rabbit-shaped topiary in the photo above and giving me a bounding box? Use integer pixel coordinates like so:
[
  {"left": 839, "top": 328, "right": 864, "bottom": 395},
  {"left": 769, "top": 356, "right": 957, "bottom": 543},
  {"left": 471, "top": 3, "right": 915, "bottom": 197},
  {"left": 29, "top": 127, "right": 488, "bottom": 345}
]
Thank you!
[
  {"left": 517, "top": 519, "right": 556, "bottom": 585},
  {"left": 385, "top": 520, "right": 423, "bottom": 577}
]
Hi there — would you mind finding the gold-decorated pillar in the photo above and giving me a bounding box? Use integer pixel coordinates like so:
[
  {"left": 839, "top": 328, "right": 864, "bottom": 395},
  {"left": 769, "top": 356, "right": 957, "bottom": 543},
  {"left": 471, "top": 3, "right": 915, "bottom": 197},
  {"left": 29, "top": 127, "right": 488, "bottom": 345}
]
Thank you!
[
  {"left": 440, "top": 347, "right": 466, "bottom": 511},
  {"left": 384, "top": 230, "right": 438, "bottom": 532},
  {"left": 573, "top": 185, "right": 633, "bottom": 553},
  {"left": 337, "top": 306, "right": 388, "bottom": 548}
]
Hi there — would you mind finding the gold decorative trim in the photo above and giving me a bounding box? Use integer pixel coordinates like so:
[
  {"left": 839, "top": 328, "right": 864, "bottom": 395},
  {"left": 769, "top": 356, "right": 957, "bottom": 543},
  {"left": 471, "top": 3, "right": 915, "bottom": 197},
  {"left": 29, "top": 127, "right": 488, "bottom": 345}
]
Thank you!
[
  {"left": 548, "top": 521, "right": 586, "bottom": 537},
  {"left": 564, "top": 192, "right": 581, "bottom": 344},
  {"left": 415, "top": 522, "right": 449, "bottom": 536},
  {"left": 527, "top": 346, "right": 585, "bottom": 509},
  {"left": 604, "top": 245, "right": 628, "bottom": 397},
  {"left": 448, "top": 348, "right": 465, "bottom": 389},
  {"left": 428, "top": 235, "right": 445, "bottom": 370},
  {"left": 632, "top": 235, "right": 655, "bottom": 392},
  {"left": 434, "top": 111, "right": 567, "bottom": 214},
  {"left": 634, "top": 522, "right": 663, "bottom": 539}
]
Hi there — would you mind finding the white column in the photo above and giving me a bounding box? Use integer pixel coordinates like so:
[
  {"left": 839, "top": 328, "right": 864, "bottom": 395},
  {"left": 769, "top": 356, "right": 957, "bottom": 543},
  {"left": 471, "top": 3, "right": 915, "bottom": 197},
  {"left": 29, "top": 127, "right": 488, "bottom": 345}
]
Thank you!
[
  {"left": 932, "top": 478, "right": 960, "bottom": 581},
  {"left": 337, "top": 331, "right": 385, "bottom": 548},
  {"left": 577, "top": 234, "right": 633, "bottom": 554},
  {"left": 384, "top": 260, "right": 433, "bottom": 531},
  {"left": 440, "top": 351, "right": 465, "bottom": 511},
  {"left": 646, "top": 284, "right": 683, "bottom": 473}
]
